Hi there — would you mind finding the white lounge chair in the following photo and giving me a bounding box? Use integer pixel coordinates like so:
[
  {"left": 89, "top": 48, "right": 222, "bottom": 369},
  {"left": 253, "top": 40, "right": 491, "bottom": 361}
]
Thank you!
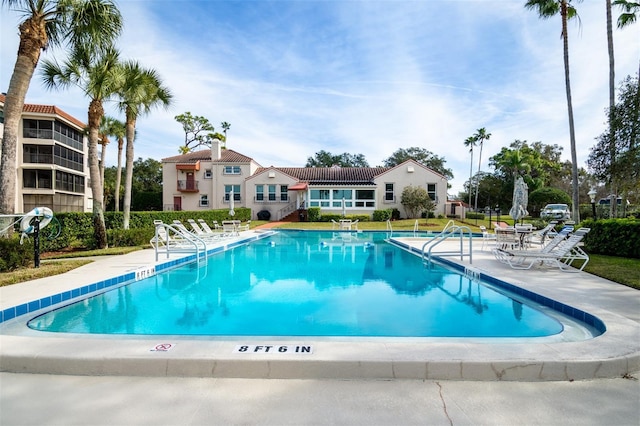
[
  {"left": 197, "top": 219, "right": 221, "bottom": 234},
  {"left": 493, "top": 228, "right": 590, "bottom": 272},
  {"left": 237, "top": 220, "right": 251, "bottom": 232}
]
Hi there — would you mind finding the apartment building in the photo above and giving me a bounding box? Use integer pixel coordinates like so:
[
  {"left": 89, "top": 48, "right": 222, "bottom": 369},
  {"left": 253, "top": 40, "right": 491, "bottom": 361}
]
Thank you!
[{"left": 0, "top": 94, "right": 91, "bottom": 214}]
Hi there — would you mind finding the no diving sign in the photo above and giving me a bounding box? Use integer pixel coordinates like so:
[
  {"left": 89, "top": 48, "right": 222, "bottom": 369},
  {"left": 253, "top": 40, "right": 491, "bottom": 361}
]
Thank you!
[{"left": 150, "top": 343, "right": 175, "bottom": 352}]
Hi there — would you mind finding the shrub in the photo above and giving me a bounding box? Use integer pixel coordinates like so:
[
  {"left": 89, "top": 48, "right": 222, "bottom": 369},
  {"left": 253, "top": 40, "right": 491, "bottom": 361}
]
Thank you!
[
  {"left": 581, "top": 218, "right": 640, "bottom": 259},
  {"left": 466, "top": 212, "right": 485, "bottom": 220},
  {"left": 108, "top": 228, "right": 155, "bottom": 247},
  {"left": 373, "top": 209, "right": 393, "bottom": 221},
  {"left": 307, "top": 207, "right": 321, "bottom": 222},
  {"left": 401, "top": 186, "right": 435, "bottom": 219},
  {"left": 0, "top": 237, "right": 34, "bottom": 272}
]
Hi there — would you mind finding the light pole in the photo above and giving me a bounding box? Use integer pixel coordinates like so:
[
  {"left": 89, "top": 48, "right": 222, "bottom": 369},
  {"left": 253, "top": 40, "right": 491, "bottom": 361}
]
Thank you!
[{"left": 588, "top": 188, "right": 597, "bottom": 220}]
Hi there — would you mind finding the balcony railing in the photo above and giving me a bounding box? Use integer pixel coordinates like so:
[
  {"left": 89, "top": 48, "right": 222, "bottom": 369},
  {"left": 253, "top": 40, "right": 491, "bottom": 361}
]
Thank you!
[{"left": 177, "top": 180, "right": 199, "bottom": 192}]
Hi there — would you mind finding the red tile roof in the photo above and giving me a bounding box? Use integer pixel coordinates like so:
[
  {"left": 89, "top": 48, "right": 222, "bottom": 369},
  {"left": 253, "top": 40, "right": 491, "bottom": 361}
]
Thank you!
[
  {"left": 0, "top": 93, "right": 86, "bottom": 129},
  {"left": 162, "top": 148, "right": 255, "bottom": 164},
  {"left": 255, "top": 166, "right": 392, "bottom": 185}
]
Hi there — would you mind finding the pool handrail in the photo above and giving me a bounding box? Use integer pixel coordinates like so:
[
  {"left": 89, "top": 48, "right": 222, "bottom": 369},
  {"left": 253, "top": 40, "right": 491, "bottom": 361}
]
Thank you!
[
  {"left": 421, "top": 224, "right": 473, "bottom": 266},
  {"left": 152, "top": 221, "right": 207, "bottom": 263}
]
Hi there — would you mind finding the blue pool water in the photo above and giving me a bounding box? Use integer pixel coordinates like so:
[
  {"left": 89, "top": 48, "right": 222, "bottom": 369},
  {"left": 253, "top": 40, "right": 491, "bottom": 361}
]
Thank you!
[{"left": 28, "top": 231, "right": 564, "bottom": 337}]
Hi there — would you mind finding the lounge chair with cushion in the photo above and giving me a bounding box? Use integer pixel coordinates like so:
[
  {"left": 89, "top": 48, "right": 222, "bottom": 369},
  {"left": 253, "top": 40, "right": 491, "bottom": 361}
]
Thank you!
[{"left": 493, "top": 228, "right": 590, "bottom": 272}]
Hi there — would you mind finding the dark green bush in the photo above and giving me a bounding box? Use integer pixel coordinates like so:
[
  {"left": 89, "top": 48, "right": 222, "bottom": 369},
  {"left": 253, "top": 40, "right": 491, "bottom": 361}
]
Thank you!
[
  {"left": 466, "top": 212, "right": 485, "bottom": 220},
  {"left": 581, "top": 218, "right": 640, "bottom": 259},
  {"left": 0, "top": 237, "right": 34, "bottom": 272},
  {"left": 107, "top": 228, "right": 155, "bottom": 247},
  {"left": 307, "top": 207, "right": 321, "bottom": 222},
  {"left": 528, "top": 187, "right": 571, "bottom": 217},
  {"left": 373, "top": 209, "right": 393, "bottom": 221}
]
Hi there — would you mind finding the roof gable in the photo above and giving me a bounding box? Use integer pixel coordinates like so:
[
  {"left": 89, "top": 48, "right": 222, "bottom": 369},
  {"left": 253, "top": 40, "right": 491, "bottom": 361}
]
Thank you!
[
  {"left": 253, "top": 166, "right": 391, "bottom": 185},
  {"left": 162, "top": 148, "right": 256, "bottom": 164}
]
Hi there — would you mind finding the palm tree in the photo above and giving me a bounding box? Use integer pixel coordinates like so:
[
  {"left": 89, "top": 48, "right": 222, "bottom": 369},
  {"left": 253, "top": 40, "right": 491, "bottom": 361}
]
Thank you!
[
  {"left": 463, "top": 136, "right": 477, "bottom": 210},
  {"left": 614, "top": 0, "right": 640, "bottom": 27},
  {"left": 108, "top": 118, "right": 126, "bottom": 212},
  {"left": 115, "top": 61, "right": 173, "bottom": 229},
  {"left": 41, "top": 45, "right": 124, "bottom": 248},
  {"left": 525, "top": 0, "right": 581, "bottom": 222},
  {"left": 472, "top": 127, "right": 491, "bottom": 215},
  {"left": 221, "top": 121, "right": 231, "bottom": 144},
  {"left": 0, "top": 0, "right": 122, "bottom": 215}
]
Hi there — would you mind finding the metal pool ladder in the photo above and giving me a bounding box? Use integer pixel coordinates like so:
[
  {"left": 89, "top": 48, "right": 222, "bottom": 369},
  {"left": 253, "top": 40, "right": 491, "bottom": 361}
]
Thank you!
[{"left": 421, "top": 224, "right": 473, "bottom": 266}]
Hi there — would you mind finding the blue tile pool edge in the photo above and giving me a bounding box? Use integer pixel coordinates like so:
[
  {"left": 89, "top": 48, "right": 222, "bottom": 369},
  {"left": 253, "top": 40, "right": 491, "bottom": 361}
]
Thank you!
[
  {"left": 0, "top": 231, "right": 276, "bottom": 324},
  {"left": 388, "top": 238, "right": 607, "bottom": 335}
]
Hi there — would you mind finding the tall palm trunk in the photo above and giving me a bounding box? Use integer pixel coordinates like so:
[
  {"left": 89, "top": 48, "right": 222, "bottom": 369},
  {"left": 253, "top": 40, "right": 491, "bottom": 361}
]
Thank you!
[
  {"left": 561, "top": 0, "right": 580, "bottom": 222},
  {"left": 606, "top": 0, "right": 617, "bottom": 218},
  {"left": 474, "top": 142, "right": 484, "bottom": 214},
  {"left": 468, "top": 149, "right": 474, "bottom": 209},
  {"left": 122, "top": 110, "right": 136, "bottom": 229},
  {"left": 0, "top": 18, "right": 46, "bottom": 214},
  {"left": 115, "top": 136, "right": 124, "bottom": 212},
  {"left": 88, "top": 99, "right": 108, "bottom": 248}
]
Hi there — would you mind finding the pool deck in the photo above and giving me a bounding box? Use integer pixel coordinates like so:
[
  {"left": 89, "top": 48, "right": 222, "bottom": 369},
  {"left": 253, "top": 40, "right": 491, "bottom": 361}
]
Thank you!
[{"left": 1, "top": 230, "right": 638, "bottom": 383}]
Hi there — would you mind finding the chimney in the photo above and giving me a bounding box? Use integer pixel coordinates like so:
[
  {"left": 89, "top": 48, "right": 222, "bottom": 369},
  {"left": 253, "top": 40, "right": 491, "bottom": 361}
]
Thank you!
[{"left": 211, "top": 139, "right": 221, "bottom": 160}]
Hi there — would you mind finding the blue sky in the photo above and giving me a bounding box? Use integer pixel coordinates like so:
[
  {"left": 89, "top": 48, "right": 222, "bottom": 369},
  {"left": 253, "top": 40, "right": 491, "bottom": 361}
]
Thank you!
[{"left": 1, "top": 0, "right": 639, "bottom": 195}]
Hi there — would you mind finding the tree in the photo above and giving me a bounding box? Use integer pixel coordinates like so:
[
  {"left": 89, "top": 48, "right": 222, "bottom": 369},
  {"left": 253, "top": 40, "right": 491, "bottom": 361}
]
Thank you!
[
  {"left": 41, "top": 44, "right": 123, "bottom": 248},
  {"left": 525, "top": 0, "right": 581, "bottom": 222},
  {"left": 382, "top": 147, "right": 454, "bottom": 180},
  {"left": 401, "top": 186, "right": 435, "bottom": 219},
  {"left": 588, "top": 75, "right": 640, "bottom": 205},
  {"left": 472, "top": 128, "right": 491, "bottom": 215},
  {"left": 221, "top": 121, "right": 231, "bottom": 141},
  {"left": 614, "top": 0, "right": 640, "bottom": 27},
  {"left": 463, "top": 136, "right": 477, "bottom": 208},
  {"left": 0, "top": 0, "right": 122, "bottom": 215},
  {"left": 106, "top": 117, "right": 126, "bottom": 211},
  {"left": 305, "top": 150, "right": 369, "bottom": 167},
  {"left": 175, "top": 112, "right": 217, "bottom": 154},
  {"left": 115, "top": 61, "right": 172, "bottom": 229}
]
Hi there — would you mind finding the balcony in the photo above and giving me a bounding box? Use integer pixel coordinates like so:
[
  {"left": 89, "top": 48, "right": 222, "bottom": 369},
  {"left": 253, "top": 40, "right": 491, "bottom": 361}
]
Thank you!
[{"left": 177, "top": 180, "right": 199, "bottom": 192}]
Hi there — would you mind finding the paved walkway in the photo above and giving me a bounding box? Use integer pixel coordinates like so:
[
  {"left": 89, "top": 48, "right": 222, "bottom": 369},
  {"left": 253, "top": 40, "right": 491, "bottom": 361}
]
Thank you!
[{"left": 1, "top": 231, "right": 639, "bottom": 425}]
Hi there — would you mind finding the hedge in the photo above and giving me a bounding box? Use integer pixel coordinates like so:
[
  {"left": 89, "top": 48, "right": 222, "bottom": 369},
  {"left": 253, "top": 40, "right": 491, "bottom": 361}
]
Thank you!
[
  {"left": 39, "top": 208, "right": 251, "bottom": 252},
  {"left": 0, "top": 236, "right": 34, "bottom": 272},
  {"left": 581, "top": 218, "right": 640, "bottom": 259}
]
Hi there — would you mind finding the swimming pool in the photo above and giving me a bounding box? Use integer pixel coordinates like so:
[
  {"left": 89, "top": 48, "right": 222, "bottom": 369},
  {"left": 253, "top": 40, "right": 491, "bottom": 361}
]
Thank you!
[{"left": 27, "top": 231, "right": 573, "bottom": 338}]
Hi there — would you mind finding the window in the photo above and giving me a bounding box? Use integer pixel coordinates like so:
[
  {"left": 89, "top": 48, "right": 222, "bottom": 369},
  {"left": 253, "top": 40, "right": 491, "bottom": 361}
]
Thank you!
[
  {"left": 256, "top": 184, "right": 264, "bottom": 201},
  {"left": 309, "top": 189, "right": 330, "bottom": 207},
  {"left": 355, "top": 189, "right": 375, "bottom": 208},
  {"left": 427, "top": 184, "right": 437, "bottom": 201},
  {"left": 224, "top": 185, "right": 241, "bottom": 201},
  {"left": 385, "top": 183, "right": 395, "bottom": 202},
  {"left": 55, "top": 171, "right": 85, "bottom": 193},
  {"left": 204, "top": 169, "right": 212, "bottom": 179},
  {"left": 199, "top": 195, "right": 209, "bottom": 206},
  {"left": 280, "top": 185, "right": 288, "bottom": 201},
  {"left": 332, "top": 189, "right": 352, "bottom": 207},
  {"left": 53, "top": 121, "right": 83, "bottom": 150},
  {"left": 268, "top": 185, "right": 276, "bottom": 201},
  {"left": 23, "top": 169, "right": 52, "bottom": 189},
  {"left": 223, "top": 166, "right": 241, "bottom": 175}
]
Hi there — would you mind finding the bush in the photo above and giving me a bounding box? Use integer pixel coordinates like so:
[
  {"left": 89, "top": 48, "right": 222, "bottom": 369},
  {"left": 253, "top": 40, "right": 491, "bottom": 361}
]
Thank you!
[
  {"left": 466, "top": 212, "right": 485, "bottom": 220},
  {"left": 581, "top": 218, "right": 640, "bottom": 259},
  {"left": 307, "top": 207, "right": 321, "bottom": 222},
  {"left": 108, "top": 228, "right": 155, "bottom": 247},
  {"left": 0, "top": 237, "right": 34, "bottom": 272},
  {"left": 373, "top": 209, "right": 393, "bottom": 221}
]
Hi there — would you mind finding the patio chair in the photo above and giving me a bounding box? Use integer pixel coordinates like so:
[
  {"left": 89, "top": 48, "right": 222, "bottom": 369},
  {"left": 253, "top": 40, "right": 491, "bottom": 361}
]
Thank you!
[
  {"left": 495, "top": 227, "right": 519, "bottom": 250},
  {"left": 237, "top": 220, "right": 251, "bottom": 232},
  {"left": 331, "top": 219, "right": 339, "bottom": 230},
  {"left": 493, "top": 228, "right": 590, "bottom": 272},
  {"left": 527, "top": 221, "right": 557, "bottom": 248},
  {"left": 479, "top": 225, "right": 497, "bottom": 250},
  {"left": 197, "top": 219, "right": 221, "bottom": 234},
  {"left": 351, "top": 219, "right": 359, "bottom": 231},
  {"left": 150, "top": 220, "right": 200, "bottom": 249}
]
